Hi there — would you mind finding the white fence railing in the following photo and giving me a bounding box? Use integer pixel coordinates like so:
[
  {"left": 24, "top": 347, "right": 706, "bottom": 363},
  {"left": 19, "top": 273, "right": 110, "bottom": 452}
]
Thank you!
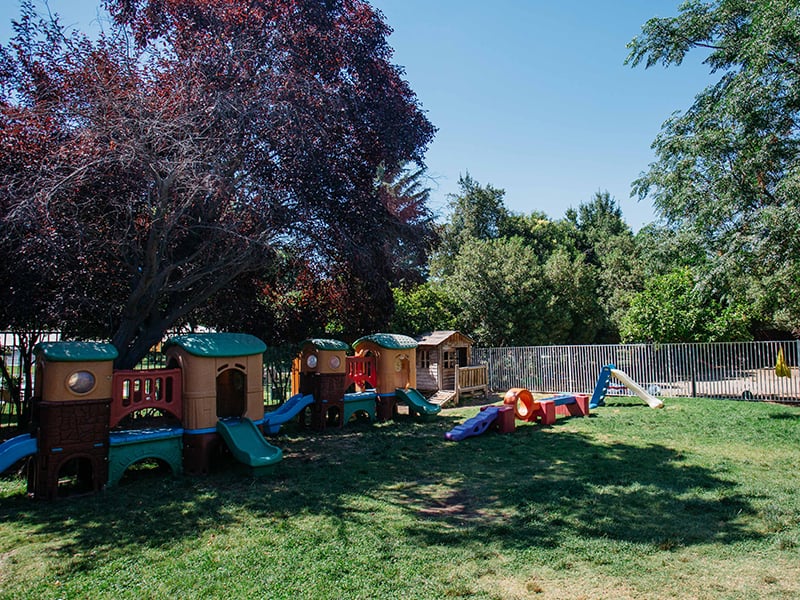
[{"left": 473, "top": 341, "right": 800, "bottom": 403}]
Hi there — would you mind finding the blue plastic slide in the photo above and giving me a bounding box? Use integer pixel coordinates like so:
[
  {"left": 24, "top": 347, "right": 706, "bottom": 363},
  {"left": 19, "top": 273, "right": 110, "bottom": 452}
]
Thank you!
[
  {"left": 262, "top": 393, "right": 315, "bottom": 434},
  {"left": 445, "top": 406, "right": 500, "bottom": 441},
  {"left": 394, "top": 388, "right": 441, "bottom": 416},
  {"left": 216, "top": 418, "right": 282, "bottom": 469},
  {"left": 0, "top": 433, "right": 37, "bottom": 474}
]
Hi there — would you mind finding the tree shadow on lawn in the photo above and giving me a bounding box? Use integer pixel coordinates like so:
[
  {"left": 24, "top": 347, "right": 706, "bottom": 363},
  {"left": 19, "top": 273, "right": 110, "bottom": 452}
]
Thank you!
[
  {"left": 398, "top": 426, "right": 753, "bottom": 553},
  {"left": 769, "top": 411, "right": 800, "bottom": 420},
  {"left": 0, "top": 413, "right": 758, "bottom": 567}
]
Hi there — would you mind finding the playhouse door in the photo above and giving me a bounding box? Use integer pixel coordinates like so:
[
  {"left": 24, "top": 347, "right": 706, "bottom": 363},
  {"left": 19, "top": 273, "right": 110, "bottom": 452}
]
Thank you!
[
  {"left": 457, "top": 347, "right": 468, "bottom": 367},
  {"left": 442, "top": 350, "right": 457, "bottom": 390},
  {"left": 216, "top": 368, "right": 246, "bottom": 418},
  {"left": 394, "top": 355, "right": 411, "bottom": 389}
]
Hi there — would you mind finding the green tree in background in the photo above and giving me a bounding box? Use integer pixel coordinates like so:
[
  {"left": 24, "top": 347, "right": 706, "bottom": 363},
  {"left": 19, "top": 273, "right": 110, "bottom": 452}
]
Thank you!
[
  {"left": 390, "top": 284, "right": 458, "bottom": 335},
  {"left": 433, "top": 174, "right": 509, "bottom": 278},
  {"left": 634, "top": 225, "right": 708, "bottom": 279},
  {"left": 500, "top": 211, "right": 577, "bottom": 262},
  {"left": 628, "top": 0, "right": 800, "bottom": 335},
  {"left": 542, "top": 248, "right": 605, "bottom": 343},
  {"left": 443, "top": 237, "right": 549, "bottom": 346},
  {"left": 424, "top": 178, "right": 649, "bottom": 345},
  {"left": 566, "top": 191, "right": 642, "bottom": 342},
  {"left": 620, "top": 267, "right": 751, "bottom": 343}
]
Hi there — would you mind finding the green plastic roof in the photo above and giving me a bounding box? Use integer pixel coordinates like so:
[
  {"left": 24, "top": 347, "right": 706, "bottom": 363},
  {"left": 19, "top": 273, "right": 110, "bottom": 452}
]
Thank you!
[
  {"left": 304, "top": 338, "right": 350, "bottom": 351},
  {"left": 35, "top": 341, "right": 119, "bottom": 362},
  {"left": 164, "top": 333, "right": 267, "bottom": 358},
  {"left": 353, "top": 333, "right": 418, "bottom": 350}
]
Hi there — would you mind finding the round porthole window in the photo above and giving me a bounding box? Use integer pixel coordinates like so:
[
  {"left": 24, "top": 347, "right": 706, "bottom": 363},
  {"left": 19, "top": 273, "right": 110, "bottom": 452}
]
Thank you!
[
  {"left": 306, "top": 354, "right": 318, "bottom": 369},
  {"left": 67, "top": 370, "right": 96, "bottom": 394},
  {"left": 329, "top": 356, "right": 341, "bottom": 369}
]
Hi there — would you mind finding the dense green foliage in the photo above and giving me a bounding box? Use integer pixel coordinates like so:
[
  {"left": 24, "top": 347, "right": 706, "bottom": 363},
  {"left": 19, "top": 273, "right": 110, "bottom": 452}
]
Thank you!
[
  {"left": 393, "top": 165, "right": 789, "bottom": 344},
  {"left": 392, "top": 0, "right": 800, "bottom": 346},
  {"left": 0, "top": 1, "right": 435, "bottom": 367},
  {"left": 628, "top": 0, "right": 800, "bottom": 336},
  {"left": 2, "top": 398, "right": 799, "bottom": 598},
  {"left": 620, "top": 266, "right": 751, "bottom": 343},
  {"left": 401, "top": 179, "right": 640, "bottom": 346}
]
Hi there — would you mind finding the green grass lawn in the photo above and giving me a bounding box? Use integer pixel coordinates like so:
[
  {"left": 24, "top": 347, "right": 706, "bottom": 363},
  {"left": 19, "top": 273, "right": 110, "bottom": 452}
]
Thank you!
[{"left": 1, "top": 396, "right": 799, "bottom": 599}]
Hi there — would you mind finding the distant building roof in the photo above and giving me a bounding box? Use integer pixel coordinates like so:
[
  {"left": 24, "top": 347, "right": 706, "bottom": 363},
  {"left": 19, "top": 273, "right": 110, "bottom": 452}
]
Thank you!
[
  {"left": 353, "top": 333, "right": 418, "bottom": 350},
  {"left": 164, "top": 333, "right": 267, "bottom": 357}
]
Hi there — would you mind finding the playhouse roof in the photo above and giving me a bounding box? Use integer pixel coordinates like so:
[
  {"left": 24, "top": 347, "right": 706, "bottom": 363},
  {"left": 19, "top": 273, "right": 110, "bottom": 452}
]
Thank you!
[
  {"left": 35, "top": 341, "right": 119, "bottom": 362},
  {"left": 415, "top": 330, "right": 474, "bottom": 347},
  {"left": 303, "top": 338, "right": 350, "bottom": 351},
  {"left": 164, "top": 333, "right": 267, "bottom": 358},
  {"left": 353, "top": 333, "right": 418, "bottom": 350}
]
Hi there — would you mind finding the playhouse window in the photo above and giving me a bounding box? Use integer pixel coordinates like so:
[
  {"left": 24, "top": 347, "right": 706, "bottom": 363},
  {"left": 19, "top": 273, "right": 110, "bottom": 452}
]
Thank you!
[
  {"left": 419, "top": 351, "right": 430, "bottom": 369},
  {"left": 67, "top": 370, "right": 96, "bottom": 394},
  {"left": 443, "top": 351, "right": 456, "bottom": 369}
]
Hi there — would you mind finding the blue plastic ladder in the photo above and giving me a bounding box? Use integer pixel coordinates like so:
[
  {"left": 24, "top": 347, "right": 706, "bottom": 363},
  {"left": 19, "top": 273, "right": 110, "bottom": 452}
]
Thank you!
[{"left": 589, "top": 364, "right": 615, "bottom": 409}]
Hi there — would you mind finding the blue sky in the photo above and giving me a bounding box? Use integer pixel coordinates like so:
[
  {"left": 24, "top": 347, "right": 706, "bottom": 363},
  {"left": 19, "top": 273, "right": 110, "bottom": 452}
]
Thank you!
[{"left": 1, "top": 1, "right": 714, "bottom": 230}]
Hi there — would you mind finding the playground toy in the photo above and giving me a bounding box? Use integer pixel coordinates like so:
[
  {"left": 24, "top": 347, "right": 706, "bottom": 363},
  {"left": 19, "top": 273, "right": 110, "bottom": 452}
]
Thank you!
[
  {"left": 292, "top": 338, "right": 353, "bottom": 430},
  {"left": 414, "top": 331, "right": 488, "bottom": 405},
  {"left": 444, "top": 389, "right": 589, "bottom": 442},
  {"left": 350, "top": 333, "right": 441, "bottom": 420},
  {"left": 590, "top": 364, "right": 664, "bottom": 409},
  {"left": 503, "top": 388, "right": 590, "bottom": 424},
  {"left": 444, "top": 405, "right": 515, "bottom": 441},
  {"left": 0, "top": 331, "right": 443, "bottom": 499},
  {"left": 28, "top": 342, "right": 120, "bottom": 498},
  {"left": 164, "top": 334, "right": 278, "bottom": 474},
  {"left": 287, "top": 335, "right": 438, "bottom": 430},
  {"left": 262, "top": 393, "right": 315, "bottom": 434}
]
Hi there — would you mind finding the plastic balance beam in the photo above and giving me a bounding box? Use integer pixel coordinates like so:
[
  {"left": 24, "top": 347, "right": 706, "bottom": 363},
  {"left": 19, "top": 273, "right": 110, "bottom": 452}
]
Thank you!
[
  {"left": 107, "top": 427, "right": 184, "bottom": 486},
  {"left": 343, "top": 392, "right": 377, "bottom": 424}
]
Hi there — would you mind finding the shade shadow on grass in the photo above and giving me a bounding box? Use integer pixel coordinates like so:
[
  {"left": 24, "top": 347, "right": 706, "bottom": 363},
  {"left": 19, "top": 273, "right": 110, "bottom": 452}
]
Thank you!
[
  {"left": 0, "top": 412, "right": 757, "bottom": 571},
  {"left": 769, "top": 411, "right": 800, "bottom": 420},
  {"left": 399, "top": 427, "right": 753, "bottom": 552}
]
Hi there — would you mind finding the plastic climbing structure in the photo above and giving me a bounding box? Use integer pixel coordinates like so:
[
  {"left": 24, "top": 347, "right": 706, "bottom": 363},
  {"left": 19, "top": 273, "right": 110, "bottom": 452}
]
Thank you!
[{"left": 0, "top": 332, "right": 444, "bottom": 499}]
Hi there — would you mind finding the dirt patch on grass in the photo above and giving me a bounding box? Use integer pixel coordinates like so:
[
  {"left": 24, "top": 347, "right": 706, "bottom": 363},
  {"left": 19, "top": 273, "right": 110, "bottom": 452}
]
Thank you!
[
  {"left": 416, "top": 488, "right": 484, "bottom": 521},
  {"left": 407, "top": 483, "right": 515, "bottom": 527}
]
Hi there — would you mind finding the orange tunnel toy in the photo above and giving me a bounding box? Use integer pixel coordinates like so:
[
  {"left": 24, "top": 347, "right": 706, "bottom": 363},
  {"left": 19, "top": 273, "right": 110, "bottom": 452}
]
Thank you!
[
  {"left": 503, "top": 387, "right": 546, "bottom": 422},
  {"left": 504, "top": 387, "right": 590, "bottom": 425}
]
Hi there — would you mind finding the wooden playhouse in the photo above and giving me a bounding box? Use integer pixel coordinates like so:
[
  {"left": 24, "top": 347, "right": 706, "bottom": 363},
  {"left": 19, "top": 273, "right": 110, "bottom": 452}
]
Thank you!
[{"left": 414, "top": 331, "right": 488, "bottom": 405}]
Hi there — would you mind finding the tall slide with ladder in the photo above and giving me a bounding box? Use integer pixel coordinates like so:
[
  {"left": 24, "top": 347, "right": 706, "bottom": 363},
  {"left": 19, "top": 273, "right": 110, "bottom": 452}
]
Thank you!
[{"left": 590, "top": 364, "right": 664, "bottom": 409}]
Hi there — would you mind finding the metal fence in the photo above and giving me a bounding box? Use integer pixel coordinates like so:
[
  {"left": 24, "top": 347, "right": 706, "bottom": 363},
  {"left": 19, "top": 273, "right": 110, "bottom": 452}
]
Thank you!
[
  {"left": 473, "top": 341, "right": 800, "bottom": 403},
  {"left": 0, "top": 331, "right": 62, "bottom": 385},
  {"left": 4, "top": 333, "right": 799, "bottom": 406}
]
